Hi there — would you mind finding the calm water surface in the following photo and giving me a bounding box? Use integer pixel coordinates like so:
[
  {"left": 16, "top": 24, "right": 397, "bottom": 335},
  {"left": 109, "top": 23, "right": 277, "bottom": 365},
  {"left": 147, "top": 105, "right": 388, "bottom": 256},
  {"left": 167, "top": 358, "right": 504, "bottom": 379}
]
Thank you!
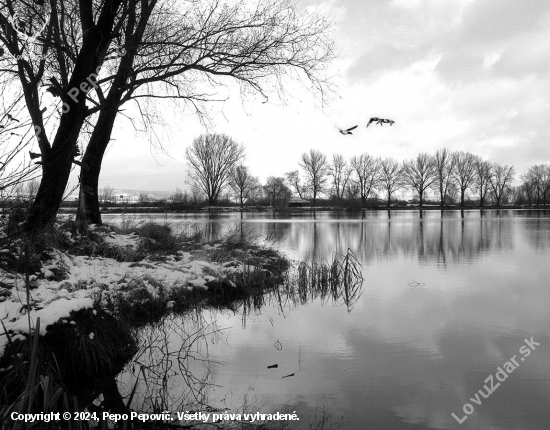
[{"left": 107, "top": 210, "right": 550, "bottom": 430}]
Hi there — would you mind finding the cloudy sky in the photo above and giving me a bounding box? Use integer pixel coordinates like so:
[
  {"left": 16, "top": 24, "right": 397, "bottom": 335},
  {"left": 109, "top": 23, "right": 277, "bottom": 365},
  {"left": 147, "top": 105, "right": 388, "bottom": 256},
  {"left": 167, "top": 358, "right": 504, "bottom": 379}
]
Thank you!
[{"left": 94, "top": 0, "right": 550, "bottom": 193}]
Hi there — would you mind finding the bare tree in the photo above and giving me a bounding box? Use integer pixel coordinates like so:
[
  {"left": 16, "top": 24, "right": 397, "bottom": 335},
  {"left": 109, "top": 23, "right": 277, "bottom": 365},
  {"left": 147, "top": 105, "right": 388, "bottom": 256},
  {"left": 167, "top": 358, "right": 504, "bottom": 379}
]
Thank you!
[
  {"left": 0, "top": 0, "right": 335, "bottom": 228},
  {"left": 190, "top": 185, "right": 203, "bottom": 206},
  {"left": 489, "top": 163, "right": 515, "bottom": 206},
  {"left": 99, "top": 185, "right": 115, "bottom": 204},
  {"left": 519, "top": 174, "right": 536, "bottom": 206},
  {"left": 138, "top": 192, "right": 150, "bottom": 204},
  {"left": 169, "top": 188, "right": 186, "bottom": 203},
  {"left": 451, "top": 151, "right": 477, "bottom": 207},
  {"left": 350, "top": 154, "right": 381, "bottom": 207},
  {"left": 230, "top": 165, "right": 259, "bottom": 208},
  {"left": 432, "top": 148, "right": 456, "bottom": 207},
  {"left": 473, "top": 158, "right": 493, "bottom": 207},
  {"left": 299, "top": 149, "right": 328, "bottom": 206},
  {"left": 402, "top": 153, "right": 437, "bottom": 207},
  {"left": 185, "top": 134, "right": 245, "bottom": 206},
  {"left": 345, "top": 181, "right": 361, "bottom": 202},
  {"left": 285, "top": 170, "right": 305, "bottom": 199},
  {"left": 379, "top": 158, "right": 405, "bottom": 207},
  {"left": 328, "top": 154, "right": 352, "bottom": 202},
  {"left": 264, "top": 176, "right": 290, "bottom": 207},
  {"left": 24, "top": 179, "right": 39, "bottom": 202},
  {"left": 522, "top": 164, "right": 550, "bottom": 207}
]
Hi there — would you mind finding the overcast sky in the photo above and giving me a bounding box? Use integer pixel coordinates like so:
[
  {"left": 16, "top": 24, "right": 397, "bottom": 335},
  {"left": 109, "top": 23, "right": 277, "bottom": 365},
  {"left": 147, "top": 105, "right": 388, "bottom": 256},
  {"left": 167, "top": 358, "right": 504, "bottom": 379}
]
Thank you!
[{"left": 93, "top": 0, "right": 550, "bottom": 193}]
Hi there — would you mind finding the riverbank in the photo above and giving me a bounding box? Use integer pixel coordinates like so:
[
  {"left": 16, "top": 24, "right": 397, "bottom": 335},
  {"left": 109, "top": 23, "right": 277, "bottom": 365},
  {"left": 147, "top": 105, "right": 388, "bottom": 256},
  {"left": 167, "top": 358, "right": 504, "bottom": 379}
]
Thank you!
[
  {"left": 0, "top": 219, "right": 289, "bottom": 428},
  {"left": 56, "top": 204, "right": 547, "bottom": 216}
]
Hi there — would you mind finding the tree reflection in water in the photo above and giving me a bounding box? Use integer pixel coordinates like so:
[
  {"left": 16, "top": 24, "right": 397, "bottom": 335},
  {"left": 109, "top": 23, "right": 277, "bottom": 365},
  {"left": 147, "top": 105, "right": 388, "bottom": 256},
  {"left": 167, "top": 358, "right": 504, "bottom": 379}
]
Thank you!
[
  {"left": 118, "top": 310, "right": 225, "bottom": 416},
  {"left": 114, "top": 251, "right": 364, "bottom": 422}
]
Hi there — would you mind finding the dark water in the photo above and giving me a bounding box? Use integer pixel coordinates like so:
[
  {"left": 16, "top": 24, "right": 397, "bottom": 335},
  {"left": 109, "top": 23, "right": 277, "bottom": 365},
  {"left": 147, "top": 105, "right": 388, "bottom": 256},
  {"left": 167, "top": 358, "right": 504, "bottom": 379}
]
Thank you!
[{"left": 107, "top": 210, "right": 550, "bottom": 429}]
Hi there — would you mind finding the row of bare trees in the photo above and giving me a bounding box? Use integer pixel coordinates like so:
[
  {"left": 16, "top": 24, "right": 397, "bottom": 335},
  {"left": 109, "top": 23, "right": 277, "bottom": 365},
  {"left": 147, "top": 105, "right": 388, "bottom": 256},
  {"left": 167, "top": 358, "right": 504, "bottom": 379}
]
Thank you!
[
  {"left": 274, "top": 149, "right": 521, "bottom": 207},
  {"left": 182, "top": 137, "right": 548, "bottom": 208},
  {"left": 287, "top": 148, "right": 517, "bottom": 207}
]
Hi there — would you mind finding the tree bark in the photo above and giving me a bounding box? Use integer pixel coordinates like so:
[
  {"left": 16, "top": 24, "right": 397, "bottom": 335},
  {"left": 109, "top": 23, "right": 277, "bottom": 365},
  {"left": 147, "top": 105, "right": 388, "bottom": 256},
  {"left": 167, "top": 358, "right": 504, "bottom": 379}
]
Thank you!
[
  {"left": 77, "top": 100, "right": 119, "bottom": 225},
  {"left": 26, "top": 144, "right": 76, "bottom": 230}
]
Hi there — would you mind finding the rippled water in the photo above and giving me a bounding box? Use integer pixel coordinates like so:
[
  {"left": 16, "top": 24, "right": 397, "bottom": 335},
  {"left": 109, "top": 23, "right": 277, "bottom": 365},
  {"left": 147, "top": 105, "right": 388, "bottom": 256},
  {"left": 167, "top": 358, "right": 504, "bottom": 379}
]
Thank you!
[{"left": 107, "top": 209, "right": 550, "bottom": 430}]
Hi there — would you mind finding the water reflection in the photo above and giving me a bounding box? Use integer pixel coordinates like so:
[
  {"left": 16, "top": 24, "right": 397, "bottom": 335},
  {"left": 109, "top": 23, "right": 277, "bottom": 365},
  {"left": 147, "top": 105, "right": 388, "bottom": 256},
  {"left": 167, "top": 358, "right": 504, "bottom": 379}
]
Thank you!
[
  {"left": 119, "top": 311, "right": 223, "bottom": 414},
  {"left": 105, "top": 210, "right": 550, "bottom": 430}
]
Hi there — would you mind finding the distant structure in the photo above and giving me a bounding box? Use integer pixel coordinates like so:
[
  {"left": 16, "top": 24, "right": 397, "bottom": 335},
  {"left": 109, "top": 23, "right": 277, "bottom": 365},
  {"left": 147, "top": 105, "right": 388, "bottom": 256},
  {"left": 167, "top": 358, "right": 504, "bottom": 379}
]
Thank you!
[
  {"left": 115, "top": 194, "right": 138, "bottom": 204},
  {"left": 288, "top": 198, "right": 310, "bottom": 207}
]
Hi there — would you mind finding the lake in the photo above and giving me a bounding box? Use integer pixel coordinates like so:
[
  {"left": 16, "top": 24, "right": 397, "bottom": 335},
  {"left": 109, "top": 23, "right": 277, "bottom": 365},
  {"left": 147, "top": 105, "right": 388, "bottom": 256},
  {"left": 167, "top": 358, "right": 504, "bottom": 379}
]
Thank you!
[{"left": 105, "top": 209, "right": 550, "bottom": 429}]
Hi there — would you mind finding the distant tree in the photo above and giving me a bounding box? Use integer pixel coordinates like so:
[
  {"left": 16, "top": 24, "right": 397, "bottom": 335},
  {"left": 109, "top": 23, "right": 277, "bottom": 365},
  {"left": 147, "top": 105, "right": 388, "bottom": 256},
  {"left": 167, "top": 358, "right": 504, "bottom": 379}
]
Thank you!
[
  {"left": 190, "top": 185, "right": 203, "bottom": 206},
  {"left": 328, "top": 154, "right": 352, "bottom": 202},
  {"left": 185, "top": 134, "right": 245, "bottom": 206},
  {"left": 99, "top": 185, "right": 115, "bottom": 204},
  {"left": 138, "top": 193, "right": 150, "bottom": 204},
  {"left": 24, "top": 179, "right": 40, "bottom": 202},
  {"left": 489, "top": 163, "right": 515, "bottom": 206},
  {"left": 451, "top": 151, "right": 477, "bottom": 207},
  {"left": 350, "top": 154, "right": 381, "bottom": 207},
  {"left": 519, "top": 175, "right": 536, "bottom": 206},
  {"left": 230, "top": 165, "right": 260, "bottom": 208},
  {"left": 264, "top": 176, "right": 290, "bottom": 207},
  {"left": 379, "top": 158, "right": 405, "bottom": 207},
  {"left": 345, "top": 181, "right": 361, "bottom": 202},
  {"left": 285, "top": 170, "right": 305, "bottom": 199},
  {"left": 523, "top": 164, "right": 550, "bottom": 206},
  {"left": 299, "top": 149, "right": 328, "bottom": 206},
  {"left": 473, "top": 158, "right": 493, "bottom": 207},
  {"left": 170, "top": 188, "right": 186, "bottom": 203},
  {"left": 402, "top": 153, "right": 437, "bottom": 207},
  {"left": 508, "top": 186, "right": 522, "bottom": 205},
  {"left": 432, "top": 148, "right": 456, "bottom": 206}
]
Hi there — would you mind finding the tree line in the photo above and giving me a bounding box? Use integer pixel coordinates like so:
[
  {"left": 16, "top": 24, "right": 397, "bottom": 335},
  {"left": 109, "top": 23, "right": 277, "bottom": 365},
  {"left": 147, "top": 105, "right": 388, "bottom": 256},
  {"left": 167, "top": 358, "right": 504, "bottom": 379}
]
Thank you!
[{"left": 183, "top": 134, "right": 550, "bottom": 208}]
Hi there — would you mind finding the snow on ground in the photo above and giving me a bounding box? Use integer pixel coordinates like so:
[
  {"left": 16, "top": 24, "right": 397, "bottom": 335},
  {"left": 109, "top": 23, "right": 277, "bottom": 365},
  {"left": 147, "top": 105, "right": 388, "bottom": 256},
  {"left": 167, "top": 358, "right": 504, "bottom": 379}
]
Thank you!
[{"left": 0, "top": 233, "right": 249, "bottom": 358}]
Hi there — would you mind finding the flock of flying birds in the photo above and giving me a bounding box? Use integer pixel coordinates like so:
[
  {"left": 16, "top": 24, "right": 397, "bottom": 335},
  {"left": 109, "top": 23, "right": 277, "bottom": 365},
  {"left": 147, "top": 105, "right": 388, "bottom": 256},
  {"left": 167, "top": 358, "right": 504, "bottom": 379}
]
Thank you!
[{"left": 337, "top": 117, "right": 395, "bottom": 135}]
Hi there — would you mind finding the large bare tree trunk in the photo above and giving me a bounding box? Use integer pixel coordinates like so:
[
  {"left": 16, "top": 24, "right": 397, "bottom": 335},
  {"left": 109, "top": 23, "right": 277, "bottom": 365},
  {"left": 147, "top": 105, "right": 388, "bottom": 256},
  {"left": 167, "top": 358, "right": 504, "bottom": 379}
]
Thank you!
[
  {"left": 23, "top": 0, "right": 123, "bottom": 230},
  {"left": 26, "top": 144, "right": 76, "bottom": 229},
  {"left": 77, "top": 101, "right": 119, "bottom": 224}
]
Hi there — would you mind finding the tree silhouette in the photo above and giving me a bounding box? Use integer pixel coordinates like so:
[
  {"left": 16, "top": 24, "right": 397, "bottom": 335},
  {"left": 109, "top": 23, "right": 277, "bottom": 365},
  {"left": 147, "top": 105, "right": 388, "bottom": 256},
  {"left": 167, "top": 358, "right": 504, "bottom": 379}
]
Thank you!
[
  {"left": 299, "top": 149, "right": 328, "bottom": 206},
  {"left": 0, "top": 0, "right": 335, "bottom": 228},
  {"left": 185, "top": 134, "right": 245, "bottom": 206}
]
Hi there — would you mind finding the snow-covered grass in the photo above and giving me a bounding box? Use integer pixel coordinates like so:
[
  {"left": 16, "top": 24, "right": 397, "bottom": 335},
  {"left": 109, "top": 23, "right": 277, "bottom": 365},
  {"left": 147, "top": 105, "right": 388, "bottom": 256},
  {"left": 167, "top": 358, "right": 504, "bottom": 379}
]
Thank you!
[{"left": 0, "top": 219, "right": 287, "bottom": 360}]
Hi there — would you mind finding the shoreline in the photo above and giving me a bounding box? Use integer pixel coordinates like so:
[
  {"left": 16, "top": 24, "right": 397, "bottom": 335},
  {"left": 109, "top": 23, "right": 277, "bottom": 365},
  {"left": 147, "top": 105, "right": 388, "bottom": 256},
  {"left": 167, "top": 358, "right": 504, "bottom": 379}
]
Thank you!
[
  {"left": 0, "top": 221, "right": 290, "bottom": 422},
  {"left": 56, "top": 205, "right": 550, "bottom": 215}
]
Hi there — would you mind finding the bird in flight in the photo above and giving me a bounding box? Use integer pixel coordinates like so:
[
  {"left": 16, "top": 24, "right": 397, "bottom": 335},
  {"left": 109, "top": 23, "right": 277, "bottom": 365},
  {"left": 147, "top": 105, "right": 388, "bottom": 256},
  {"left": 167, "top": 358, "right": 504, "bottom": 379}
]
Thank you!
[
  {"left": 367, "top": 117, "right": 395, "bottom": 127},
  {"left": 336, "top": 125, "right": 358, "bottom": 135}
]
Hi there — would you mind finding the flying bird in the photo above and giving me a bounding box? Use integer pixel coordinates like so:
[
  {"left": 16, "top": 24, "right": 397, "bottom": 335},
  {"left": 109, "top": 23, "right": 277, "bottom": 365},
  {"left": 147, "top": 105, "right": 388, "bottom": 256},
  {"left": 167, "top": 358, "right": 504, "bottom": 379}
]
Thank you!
[
  {"left": 367, "top": 117, "right": 395, "bottom": 127},
  {"left": 379, "top": 118, "right": 395, "bottom": 126},
  {"left": 336, "top": 125, "right": 358, "bottom": 135},
  {"left": 366, "top": 117, "right": 380, "bottom": 127}
]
